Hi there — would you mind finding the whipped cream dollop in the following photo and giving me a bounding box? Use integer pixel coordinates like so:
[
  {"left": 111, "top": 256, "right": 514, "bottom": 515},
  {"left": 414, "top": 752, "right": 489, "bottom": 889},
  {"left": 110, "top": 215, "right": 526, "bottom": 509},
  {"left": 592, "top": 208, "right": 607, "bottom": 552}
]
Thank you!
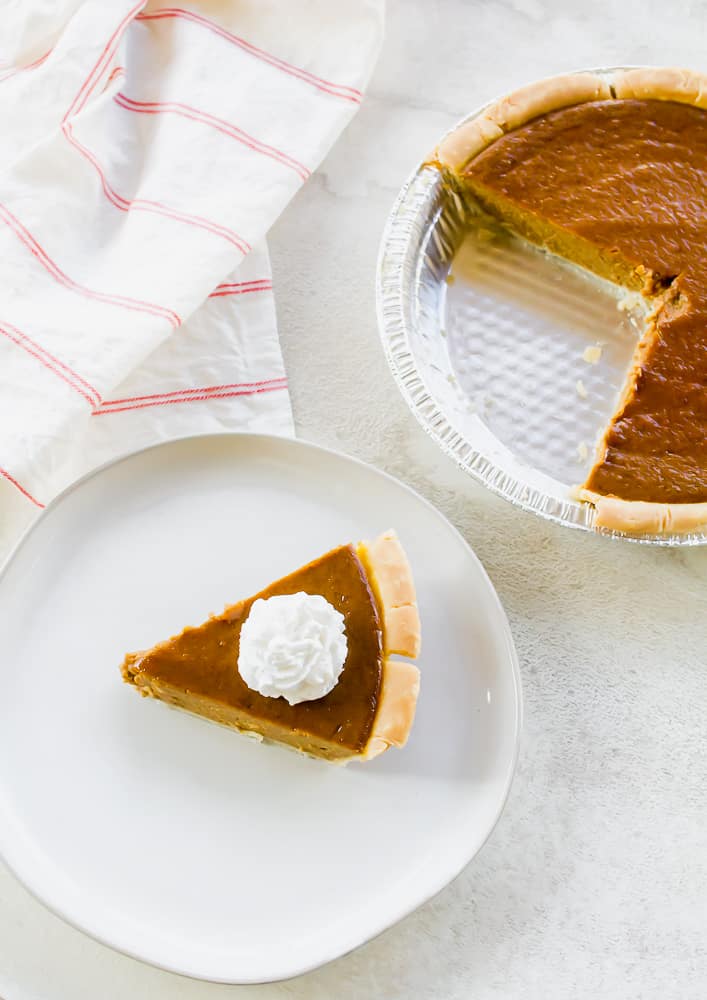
[{"left": 237, "top": 592, "right": 348, "bottom": 705}]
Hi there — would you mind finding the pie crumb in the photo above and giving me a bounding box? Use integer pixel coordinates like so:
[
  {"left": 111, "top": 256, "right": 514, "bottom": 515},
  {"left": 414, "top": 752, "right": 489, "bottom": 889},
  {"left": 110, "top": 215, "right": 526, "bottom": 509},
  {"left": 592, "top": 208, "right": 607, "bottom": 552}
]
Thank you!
[
  {"left": 576, "top": 379, "right": 588, "bottom": 399},
  {"left": 582, "top": 345, "right": 602, "bottom": 364},
  {"left": 617, "top": 290, "right": 645, "bottom": 313},
  {"left": 577, "top": 442, "right": 589, "bottom": 462}
]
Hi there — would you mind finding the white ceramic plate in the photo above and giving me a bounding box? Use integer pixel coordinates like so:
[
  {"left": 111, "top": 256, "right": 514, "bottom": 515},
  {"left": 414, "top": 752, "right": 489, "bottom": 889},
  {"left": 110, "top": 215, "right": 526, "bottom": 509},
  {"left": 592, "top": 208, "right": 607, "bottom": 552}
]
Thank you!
[{"left": 0, "top": 434, "right": 521, "bottom": 983}]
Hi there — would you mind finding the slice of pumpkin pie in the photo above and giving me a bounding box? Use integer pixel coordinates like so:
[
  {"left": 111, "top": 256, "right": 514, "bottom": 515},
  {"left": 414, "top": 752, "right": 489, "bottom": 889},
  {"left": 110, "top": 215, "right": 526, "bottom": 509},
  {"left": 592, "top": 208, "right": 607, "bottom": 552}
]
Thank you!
[{"left": 121, "top": 531, "right": 421, "bottom": 763}]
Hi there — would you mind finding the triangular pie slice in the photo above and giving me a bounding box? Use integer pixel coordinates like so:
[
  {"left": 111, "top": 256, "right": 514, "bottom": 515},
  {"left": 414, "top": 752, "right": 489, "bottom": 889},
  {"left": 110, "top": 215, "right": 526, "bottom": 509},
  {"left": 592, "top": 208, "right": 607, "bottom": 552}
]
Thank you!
[
  {"left": 121, "top": 530, "right": 421, "bottom": 762},
  {"left": 435, "top": 67, "right": 707, "bottom": 534}
]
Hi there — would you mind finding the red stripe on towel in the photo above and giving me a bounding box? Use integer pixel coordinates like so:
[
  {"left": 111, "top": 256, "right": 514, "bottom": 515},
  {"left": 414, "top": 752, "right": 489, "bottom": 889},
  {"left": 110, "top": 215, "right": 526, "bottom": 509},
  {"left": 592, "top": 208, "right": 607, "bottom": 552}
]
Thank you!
[
  {"left": 0, "top": 201, "right": 181, "bottom": 328},
  {"left": 115, "top": 94, "right": 311, "bottom": 181},
  {"left": 0, "top": 321, "right": 100, "bottom": 406},
  {"left": 0, "top": 467, "right": 45, "bottom": 508},
  {"left": 136, "top": 7, "right": 362, "bottom": 103}
]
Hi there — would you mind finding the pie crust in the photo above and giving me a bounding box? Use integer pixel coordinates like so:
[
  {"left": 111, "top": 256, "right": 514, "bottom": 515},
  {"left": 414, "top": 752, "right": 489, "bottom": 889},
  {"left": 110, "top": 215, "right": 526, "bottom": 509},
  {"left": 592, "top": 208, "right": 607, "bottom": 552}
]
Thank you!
[
  {"left": 435, "top": 68, "right": 707, "bottom": 534},
  {"left": 357, "top": 530, "right": 421, "bottom": 756},
  {"left": 577, "top": 492, "right": 707, "bottom": 534},
  {"left": 613, "top": 67, "right": 707, "bottom": 107},
  {"left": 358, "top": 530, "right": 421, "bottom": 657}
]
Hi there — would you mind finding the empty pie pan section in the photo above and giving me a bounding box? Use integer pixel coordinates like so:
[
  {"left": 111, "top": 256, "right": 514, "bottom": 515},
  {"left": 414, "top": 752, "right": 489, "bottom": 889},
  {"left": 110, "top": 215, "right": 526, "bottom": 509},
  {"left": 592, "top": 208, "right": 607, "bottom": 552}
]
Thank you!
[{"left": 376, "top": 66, "right": 706, "bottom": 547}]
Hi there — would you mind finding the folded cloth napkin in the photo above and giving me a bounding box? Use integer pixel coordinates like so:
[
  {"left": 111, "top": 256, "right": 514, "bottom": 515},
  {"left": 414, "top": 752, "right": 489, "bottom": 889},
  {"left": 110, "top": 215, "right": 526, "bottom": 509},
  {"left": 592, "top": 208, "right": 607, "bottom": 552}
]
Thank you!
[{"left": 0, "top": 0, "right": 383, "bottom": 558}]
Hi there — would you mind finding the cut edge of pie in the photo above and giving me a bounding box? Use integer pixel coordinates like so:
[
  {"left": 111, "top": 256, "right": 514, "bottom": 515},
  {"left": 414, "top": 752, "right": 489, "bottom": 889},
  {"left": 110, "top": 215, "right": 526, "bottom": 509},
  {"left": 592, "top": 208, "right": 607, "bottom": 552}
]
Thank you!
[
  {"left": 121, "top": 530, "right": 421, "bottom": 764},
  {"left": 433, "top": 66, "right": 707, "bottom": 535}
]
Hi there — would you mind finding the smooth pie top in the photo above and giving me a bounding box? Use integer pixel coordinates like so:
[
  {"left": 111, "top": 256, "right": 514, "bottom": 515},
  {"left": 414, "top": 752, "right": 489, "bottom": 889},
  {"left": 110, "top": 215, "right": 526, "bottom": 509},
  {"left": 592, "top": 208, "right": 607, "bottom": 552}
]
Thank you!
[{"left": 464, "top": 98, "right": 707, "bottom": 504}]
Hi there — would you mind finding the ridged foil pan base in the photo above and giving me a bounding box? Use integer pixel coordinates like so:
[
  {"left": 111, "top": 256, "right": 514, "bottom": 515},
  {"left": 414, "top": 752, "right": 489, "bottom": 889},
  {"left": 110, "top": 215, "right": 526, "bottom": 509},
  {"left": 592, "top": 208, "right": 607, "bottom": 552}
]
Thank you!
[{"left": 376, "top": 89, "right": 706, "bottom": 547}]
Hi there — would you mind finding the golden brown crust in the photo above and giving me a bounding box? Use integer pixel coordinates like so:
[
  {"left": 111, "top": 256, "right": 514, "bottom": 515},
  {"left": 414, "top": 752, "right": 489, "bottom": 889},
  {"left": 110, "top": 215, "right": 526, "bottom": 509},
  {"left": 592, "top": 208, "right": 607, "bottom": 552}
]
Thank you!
[
  {"left": 358, "top": 530, "right": 421, "bottom": 657},
  {"left": 577, "top": 491, "right": 707, "bottom": 533},
  {"left": 363, "top": 659, "right": 421, "bottom": 759},
  {"left": 613, "top": 67, "right": 707, "bottom": 109},
  {"left": 436, "top": 117, "right": 503, "bottom": 171},
  {"left": 355, "top": 530, "right": 421, "bottom": 761},
  {"left": 483, "top": 72, "right": 611, "bottom": 131},
  {"left": 436, "top": 72, "right": 611, "bottom": 170}
]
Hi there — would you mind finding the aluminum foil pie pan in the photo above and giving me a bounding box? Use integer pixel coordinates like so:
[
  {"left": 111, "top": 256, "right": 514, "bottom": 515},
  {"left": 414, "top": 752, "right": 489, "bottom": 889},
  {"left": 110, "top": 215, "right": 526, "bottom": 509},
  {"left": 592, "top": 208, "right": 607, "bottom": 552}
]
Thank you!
[{"left": 376, "top": 67, "right": 706, "bottom": 547}]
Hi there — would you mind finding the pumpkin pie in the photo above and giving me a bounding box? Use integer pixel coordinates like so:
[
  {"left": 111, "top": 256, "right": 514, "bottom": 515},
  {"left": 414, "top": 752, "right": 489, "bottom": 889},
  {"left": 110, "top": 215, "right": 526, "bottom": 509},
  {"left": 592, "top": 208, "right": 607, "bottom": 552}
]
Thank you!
[
  {"left": 121, "top": 530, "right": 421, "bottom": 762},
  {"left": 435, "top": 67, "right": 707, "bottom": 534}
]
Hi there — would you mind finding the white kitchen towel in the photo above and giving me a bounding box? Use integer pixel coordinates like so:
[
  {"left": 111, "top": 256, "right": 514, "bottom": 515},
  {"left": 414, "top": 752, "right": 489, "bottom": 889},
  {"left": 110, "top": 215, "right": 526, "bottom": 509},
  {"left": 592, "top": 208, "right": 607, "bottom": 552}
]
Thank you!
[{"left": 0, "top": 0, "right": 383, "bottom": 558}]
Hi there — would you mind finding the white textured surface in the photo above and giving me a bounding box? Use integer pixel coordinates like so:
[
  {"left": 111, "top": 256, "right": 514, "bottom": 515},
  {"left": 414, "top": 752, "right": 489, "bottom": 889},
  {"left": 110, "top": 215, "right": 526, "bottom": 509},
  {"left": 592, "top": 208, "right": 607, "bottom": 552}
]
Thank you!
[{"left": 1, "top": 1, "right": 706, "bottom": 997}]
